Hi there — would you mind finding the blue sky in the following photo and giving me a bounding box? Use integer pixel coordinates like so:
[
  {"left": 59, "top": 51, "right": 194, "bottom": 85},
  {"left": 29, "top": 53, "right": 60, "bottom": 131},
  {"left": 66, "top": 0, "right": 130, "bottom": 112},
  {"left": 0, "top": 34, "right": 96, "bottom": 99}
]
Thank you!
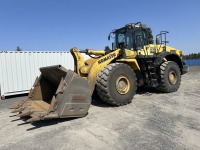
[{"left": 0, "top": 0, "right": 199, "bottom": 54}]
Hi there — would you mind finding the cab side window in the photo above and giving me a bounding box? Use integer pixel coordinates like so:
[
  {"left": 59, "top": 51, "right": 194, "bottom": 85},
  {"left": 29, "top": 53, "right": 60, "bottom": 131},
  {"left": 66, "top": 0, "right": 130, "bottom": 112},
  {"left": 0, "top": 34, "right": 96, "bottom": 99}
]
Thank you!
[{"left": 133, "top": 30, "right": 147, "bottom": 50}]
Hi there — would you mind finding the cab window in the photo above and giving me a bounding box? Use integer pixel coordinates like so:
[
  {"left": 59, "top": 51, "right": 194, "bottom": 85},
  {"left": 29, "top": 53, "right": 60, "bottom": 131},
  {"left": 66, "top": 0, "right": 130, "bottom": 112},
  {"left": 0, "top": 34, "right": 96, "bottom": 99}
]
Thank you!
[{"left": 133, "top": 30, "right": 147, "bottom": 50}]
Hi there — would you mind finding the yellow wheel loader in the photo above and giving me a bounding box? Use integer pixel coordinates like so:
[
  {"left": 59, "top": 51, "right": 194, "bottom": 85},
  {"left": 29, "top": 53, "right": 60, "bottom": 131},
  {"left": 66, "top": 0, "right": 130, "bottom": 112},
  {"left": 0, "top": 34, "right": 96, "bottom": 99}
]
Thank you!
[{"left": 10, "top": 22, "right": 189, "bottom": 122}]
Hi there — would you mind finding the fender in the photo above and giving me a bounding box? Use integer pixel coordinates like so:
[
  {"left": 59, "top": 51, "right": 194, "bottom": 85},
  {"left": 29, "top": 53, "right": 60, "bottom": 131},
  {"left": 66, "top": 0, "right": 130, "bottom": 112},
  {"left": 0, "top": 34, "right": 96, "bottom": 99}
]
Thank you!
[
  {"left": 154, "top": 51, "right": 183, "bottom": 71},
  {"left": 87, "top": 49, "right": 120, "bottom": 95}
]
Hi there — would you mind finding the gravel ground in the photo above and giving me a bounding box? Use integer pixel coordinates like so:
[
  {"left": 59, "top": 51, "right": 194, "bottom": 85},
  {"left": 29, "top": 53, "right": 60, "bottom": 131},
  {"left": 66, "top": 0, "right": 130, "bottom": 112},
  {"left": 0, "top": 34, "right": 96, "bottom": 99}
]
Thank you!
[{"left": 0, "top": 66, "right": 200, "bottom": 150}]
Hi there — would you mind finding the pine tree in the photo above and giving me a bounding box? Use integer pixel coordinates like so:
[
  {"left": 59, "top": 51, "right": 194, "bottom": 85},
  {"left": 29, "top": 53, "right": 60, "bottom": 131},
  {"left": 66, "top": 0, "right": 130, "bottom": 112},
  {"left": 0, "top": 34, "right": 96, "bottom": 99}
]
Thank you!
[
  {"left": 104, "top": 46, "right": 111, "bottom": 51},
  {"left": 16, "top": 46, "right": 22, "bottom": 51}
]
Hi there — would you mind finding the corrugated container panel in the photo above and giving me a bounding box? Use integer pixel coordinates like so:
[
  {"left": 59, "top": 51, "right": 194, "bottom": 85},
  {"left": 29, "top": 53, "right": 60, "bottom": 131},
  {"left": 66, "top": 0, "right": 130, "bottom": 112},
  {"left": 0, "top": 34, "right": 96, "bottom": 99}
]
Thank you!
[{"left": 0, "top": 51, "right": 89, "bottom": 97}]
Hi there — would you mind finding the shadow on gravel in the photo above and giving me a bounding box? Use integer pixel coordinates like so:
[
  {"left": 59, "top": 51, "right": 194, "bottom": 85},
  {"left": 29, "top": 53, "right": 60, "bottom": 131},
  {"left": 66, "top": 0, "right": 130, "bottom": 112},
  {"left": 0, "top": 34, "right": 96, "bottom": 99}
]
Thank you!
[
  {"left": 12, "top": 117, "right": 78, "bottom": 131},
  {"left": 3, "top": 93, "right": 28, "bottom": 101},
  {"left": 91, "top": 98, "right": 112, "bottom": 108},
  {"left": 91, "top": 90, "right": 112, "bottom": 108},
  {"left": 8, "top": 87, "right": 165, "bottom": 130},
  {"left": 91, "top": 87, "right": 164, "bottom": 108},
  {"left": 136, "top": 86, "right": 163, "bottom": 95},
  {"left": 1, "top": 94, "right": 28, "bottom": 109},
  {"left": 10, "top": 114, "right": 79, "bottom": 131},
  {"left": 26, "top": 118, "right": 77, "bottom": 131}
]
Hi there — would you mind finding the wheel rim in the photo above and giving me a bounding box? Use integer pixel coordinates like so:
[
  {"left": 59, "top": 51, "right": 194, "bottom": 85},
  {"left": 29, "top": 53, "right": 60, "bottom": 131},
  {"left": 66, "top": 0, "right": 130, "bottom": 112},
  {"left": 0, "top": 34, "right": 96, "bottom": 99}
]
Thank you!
[
  {"left": 115, "top": 75, "right": 130, "bottom": 94},
  {"left": 169, "top": 70, "right": 177, "bottom": 85}
]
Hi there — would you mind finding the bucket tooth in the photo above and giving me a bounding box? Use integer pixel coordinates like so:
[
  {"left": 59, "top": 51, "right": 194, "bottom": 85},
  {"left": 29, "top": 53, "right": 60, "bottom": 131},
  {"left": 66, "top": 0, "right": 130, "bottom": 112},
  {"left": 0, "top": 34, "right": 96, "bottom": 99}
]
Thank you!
[
  {"left": 9, "top": 105, "right": 20, "bottom": 109},
  {"left": 11, "top": 107, "right": 25, "bottom": 113},
  {"left": 13, "top": 101, "right": 24, "bottom": 106},
  {"left": 9, "top": 114, "right": 18, "bottom": 117},
  {"left": 10, "top": 100, "right": 32, "bottom": 109},
  {"left": 43, "top": 113, "right": 59, "bottom": 120},
  {"left": 9, "top": 101, "right": 25, "bottom": 109},
  {"left": 10, "top": 101, "right": 35, "bottom": 110},
  {"left": 26, "top": 117, "right": 41, "bottom": 123},
  {"left": 20, "top": 102, "right": 32, "bottom": 107},
  {"left": 17, "top": 111, "right": 32, "bottom": 117}
]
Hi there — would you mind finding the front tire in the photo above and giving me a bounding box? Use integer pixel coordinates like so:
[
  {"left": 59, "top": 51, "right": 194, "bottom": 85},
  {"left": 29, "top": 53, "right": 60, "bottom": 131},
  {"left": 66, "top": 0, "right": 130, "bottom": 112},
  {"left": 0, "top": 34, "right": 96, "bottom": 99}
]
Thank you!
[
  {"left": 96, "top": 63, "right": 137, "bottom": 106},
  {"left": 156, "top": 61, "right": 181, "bottom": 92}
]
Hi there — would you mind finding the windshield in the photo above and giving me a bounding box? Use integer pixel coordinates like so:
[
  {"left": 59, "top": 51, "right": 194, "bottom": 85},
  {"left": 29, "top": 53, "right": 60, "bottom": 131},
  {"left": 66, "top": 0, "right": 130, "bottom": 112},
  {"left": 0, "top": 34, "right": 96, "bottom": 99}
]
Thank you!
[
  {"left": 118, "top": 33, "right": 125, "bottom": 43},
  {"left": 112, "top": 29, "right": 147, "bottom": 50},
  {"left": 113, "top": 31, "right": 132, "bottom": 49}
]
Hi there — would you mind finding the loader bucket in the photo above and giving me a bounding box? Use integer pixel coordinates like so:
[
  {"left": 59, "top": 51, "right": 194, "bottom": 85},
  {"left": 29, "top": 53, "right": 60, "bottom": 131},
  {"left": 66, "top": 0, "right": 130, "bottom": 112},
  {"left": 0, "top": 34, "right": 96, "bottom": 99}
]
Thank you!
[{"left": 10, "top": 65, "right": 91, "bottom": 122}]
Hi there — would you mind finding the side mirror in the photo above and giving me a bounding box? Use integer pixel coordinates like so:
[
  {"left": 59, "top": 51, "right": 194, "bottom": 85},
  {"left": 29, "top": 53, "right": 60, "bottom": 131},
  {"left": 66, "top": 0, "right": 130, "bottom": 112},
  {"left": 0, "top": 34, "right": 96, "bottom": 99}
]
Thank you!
[
  {"left": 156, "top": 35, "right": 161, "bottom": 45},
  {"left": 108, "top": 35, "right": 110, "bottom": 40}
]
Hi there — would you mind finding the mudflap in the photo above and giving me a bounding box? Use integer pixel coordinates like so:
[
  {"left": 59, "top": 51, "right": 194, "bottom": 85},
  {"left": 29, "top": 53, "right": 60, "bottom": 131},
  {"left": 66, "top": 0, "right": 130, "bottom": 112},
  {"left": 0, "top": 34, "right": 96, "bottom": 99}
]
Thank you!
[{"left": 10, "top": 65, "right": 91, "bottom": 122}]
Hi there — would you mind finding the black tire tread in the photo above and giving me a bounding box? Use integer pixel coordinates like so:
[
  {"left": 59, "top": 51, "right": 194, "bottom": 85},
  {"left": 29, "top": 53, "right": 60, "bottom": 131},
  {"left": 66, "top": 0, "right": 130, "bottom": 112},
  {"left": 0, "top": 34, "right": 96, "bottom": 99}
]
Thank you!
[
  {"left": 96, "top": 63, "right": 137, "bottom": 106},
  {"left": 157, "top": 61, "right": 181, "bottom": 93}
]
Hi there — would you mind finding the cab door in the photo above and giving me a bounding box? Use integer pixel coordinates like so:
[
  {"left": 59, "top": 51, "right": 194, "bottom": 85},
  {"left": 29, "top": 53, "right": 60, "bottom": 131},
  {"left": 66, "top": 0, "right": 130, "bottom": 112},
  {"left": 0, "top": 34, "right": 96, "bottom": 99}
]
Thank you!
[{"left": 133, "top": 30, "right": 148, "bottom": 50}]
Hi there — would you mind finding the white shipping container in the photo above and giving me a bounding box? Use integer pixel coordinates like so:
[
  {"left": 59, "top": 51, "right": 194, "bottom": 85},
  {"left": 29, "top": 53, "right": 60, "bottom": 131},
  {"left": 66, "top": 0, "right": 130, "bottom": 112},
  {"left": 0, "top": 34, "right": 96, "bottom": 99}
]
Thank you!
[{"left": 0, "top": 51, "right": 89, "bottom": 98}]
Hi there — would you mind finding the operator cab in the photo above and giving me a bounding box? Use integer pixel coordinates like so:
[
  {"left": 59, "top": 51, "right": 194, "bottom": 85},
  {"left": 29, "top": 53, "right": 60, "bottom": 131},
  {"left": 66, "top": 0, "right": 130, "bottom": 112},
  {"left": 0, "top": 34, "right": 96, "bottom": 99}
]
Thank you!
[{"left": 108, "top": 22, "right": 153, "bottom": 50}]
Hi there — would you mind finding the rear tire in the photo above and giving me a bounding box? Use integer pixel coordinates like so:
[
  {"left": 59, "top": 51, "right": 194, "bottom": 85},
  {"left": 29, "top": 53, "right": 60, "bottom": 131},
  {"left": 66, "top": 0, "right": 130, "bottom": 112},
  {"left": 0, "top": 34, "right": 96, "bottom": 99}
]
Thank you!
[
  {"left": 156, "top": 61, "right": 181, "bottom": 92},
  {"left": 96, "top": 63, "right": 137, "bottom": 106}
]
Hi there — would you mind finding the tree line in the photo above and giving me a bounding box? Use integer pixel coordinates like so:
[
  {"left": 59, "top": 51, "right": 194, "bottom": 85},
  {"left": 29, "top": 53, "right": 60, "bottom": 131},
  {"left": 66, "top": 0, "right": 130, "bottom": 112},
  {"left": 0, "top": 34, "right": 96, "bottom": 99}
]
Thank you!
[{"left": 183, "top": 52, "right": 200, "bottom": 60}]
